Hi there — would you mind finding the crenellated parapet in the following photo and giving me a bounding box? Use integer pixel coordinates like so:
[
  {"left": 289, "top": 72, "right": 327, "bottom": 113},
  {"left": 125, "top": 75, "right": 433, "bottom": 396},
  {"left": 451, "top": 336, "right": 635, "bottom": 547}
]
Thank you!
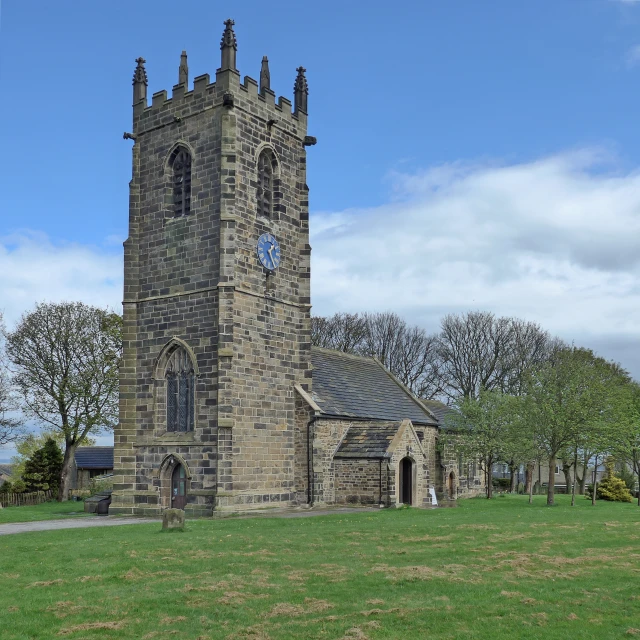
[{"left": 130, "top": 18, "right": 308, "bottom": 136}]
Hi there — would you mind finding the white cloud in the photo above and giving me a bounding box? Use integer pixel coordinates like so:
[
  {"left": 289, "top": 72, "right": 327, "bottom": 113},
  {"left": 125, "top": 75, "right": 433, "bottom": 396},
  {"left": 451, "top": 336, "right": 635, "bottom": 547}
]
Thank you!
[
  {"left": 310, "top": 148, "right": 640, "bottom": 378},
  {"left": 1, "top": 148, "right": 640, "bottom": 395},
  {"left": 0, "top": 231, "right": 122, "bottom": 327}
]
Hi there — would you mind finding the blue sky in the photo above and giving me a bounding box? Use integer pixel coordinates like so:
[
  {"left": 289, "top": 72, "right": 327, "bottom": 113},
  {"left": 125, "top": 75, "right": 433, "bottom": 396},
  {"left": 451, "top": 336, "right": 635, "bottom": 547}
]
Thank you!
[
  {"left": 2, "top": 0, "right": 640, "bottom": 241},
  {"left": 2, "top": 1, "right": 640, "bottom": 458}
]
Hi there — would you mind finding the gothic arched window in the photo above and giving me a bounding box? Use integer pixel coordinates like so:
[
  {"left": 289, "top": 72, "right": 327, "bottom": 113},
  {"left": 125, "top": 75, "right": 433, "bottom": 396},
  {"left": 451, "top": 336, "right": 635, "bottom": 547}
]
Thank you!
[
  {"left": 166, "top": 347, "right": 194, "bottom": 432},
  {"left": 170, "top": 146, "right": 192, "bottom": 217},
  {"left": 257, "top": 149, "right": 275, "bottom": 218}
]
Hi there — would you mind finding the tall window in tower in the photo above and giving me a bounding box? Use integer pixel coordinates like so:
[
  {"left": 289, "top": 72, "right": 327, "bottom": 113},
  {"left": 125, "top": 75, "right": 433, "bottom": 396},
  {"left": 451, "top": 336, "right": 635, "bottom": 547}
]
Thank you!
[
  {"left": 170, "top": 146, "right": 192, "bottom": 217},
  {"left": 165, "top": 347, "right": 194, "bottom": 432},
  {"left": 257, "top": 149, "right": 275, "bottom": 217}
]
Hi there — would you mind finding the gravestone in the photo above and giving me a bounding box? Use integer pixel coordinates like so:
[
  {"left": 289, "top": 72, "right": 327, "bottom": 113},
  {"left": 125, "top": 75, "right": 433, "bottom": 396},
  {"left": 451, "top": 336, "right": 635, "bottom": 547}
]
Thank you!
[{"left": 162, "top": 508, "right": 185, "bottom": 530}]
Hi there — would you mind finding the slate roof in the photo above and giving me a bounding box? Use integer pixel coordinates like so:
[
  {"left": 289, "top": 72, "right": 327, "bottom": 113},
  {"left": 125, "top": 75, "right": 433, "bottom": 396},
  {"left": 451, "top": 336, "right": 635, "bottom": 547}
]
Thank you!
[
  {"left": 333, "top": 422, "right": 401, "bottom": 458},
  {"left": 74, "top": 447, "right": 114, "bottom": 469},
  {"left": 420, "top": 399, "right": 457, "bottom": 428},
  {"left": 310, "top": 348, "right": 438, "bottom": 426},
  {"left": 0, "top": 464, "right": 14, "bottom": 478}
]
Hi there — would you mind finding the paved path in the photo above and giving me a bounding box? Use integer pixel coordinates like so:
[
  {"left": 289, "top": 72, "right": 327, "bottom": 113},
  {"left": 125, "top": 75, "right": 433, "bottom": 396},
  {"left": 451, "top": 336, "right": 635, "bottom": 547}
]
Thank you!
[
  {"left": 0, "top": 517, "right": 158, "bottom": 536},
  {"left": 0, "top": 504, "right": 435, "bottom": 536}
]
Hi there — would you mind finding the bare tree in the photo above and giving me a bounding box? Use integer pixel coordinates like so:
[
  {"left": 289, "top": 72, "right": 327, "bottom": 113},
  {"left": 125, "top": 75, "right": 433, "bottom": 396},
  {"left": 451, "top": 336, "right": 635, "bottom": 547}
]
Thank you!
[
  {"left": 362, "top": 312, "right": 442, "bottom": 399},
  {"left": 311, "top": 313, "right": 368, "bottom": 352},
  {"left": 0, "top": 313, "right": 21, "bottom": 447},
  {"left": 501, "top": 319, "right": 561, "bottom": 395},
  {"left": 6, "top": 302, "right": 122, "bottom": 501},
  {"left": 436, "top": 311, "right": 515, "bottom": 400}
]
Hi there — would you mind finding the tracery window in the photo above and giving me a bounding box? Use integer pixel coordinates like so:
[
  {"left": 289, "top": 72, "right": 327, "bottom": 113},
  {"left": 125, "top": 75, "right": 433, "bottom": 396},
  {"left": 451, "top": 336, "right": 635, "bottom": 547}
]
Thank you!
[
  {"left": 256, "top": 149, "right": 275, "bottom": 217},
  {"left": 170, "top": 146, "right": 192, "bottom": 217},
  {"left": 166, "top": 347, "right": 194, "bottom": 432}
]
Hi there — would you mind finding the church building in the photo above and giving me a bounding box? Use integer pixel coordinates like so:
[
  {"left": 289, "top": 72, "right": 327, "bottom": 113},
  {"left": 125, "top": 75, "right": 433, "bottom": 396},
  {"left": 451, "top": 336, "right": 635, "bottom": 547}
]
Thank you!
[{"left": 110, "top": 20, "right": 483, "bottom": 517}]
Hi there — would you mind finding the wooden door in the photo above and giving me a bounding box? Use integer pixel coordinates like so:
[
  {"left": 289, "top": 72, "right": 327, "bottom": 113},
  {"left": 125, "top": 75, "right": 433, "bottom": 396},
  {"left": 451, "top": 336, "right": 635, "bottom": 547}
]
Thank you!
[
  {"left": 401, "top": 458, "right": 412, "bottom": 505},
  {"left": 171, "top": 464, "right": 187, "bottom": 510}
]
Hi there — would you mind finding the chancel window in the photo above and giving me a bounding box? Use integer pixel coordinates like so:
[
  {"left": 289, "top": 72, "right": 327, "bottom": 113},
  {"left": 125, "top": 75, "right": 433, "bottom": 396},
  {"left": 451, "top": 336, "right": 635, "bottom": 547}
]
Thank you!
[
  {"left": 170, "top": 146, "right": 192, "bottom": 217},
  {"left": 166, "top": 347, "right": 194, "bottom": 432},
  {"left": 256, "top": 149, "right": 274, "bottom": 217}
]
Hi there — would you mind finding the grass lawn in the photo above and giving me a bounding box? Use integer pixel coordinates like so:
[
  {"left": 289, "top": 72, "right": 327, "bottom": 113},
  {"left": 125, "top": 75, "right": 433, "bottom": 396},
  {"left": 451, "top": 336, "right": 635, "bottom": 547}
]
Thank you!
[
  {"left": 1, "top": 495, "right": 639, "bottom": 640},
  {"left": 0, "top": 500, "right": 91, "bottom": 524}
]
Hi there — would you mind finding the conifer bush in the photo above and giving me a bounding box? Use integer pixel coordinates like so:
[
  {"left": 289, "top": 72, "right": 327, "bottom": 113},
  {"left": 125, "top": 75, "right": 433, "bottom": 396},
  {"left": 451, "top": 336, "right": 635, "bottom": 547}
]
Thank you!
[
  {"left": 22, "top": 438, "right": 63, "bottom": 493},
  {"left": 586, "top": 459, "right": 633, "bottom": 503}
]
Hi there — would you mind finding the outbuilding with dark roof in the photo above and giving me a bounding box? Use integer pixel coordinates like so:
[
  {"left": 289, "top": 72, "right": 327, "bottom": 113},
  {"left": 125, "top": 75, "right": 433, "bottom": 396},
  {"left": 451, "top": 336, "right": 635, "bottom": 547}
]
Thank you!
[{"left": 70, "top": 447, "right": 114, "bottom": 490}]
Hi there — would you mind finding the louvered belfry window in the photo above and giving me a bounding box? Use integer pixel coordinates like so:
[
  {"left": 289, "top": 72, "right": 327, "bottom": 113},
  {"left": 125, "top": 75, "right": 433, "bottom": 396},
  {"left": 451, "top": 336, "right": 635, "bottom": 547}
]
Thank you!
[
  {"left": 257, "top": 150, "right": 273, "bottom": 217},
  {"left": 166, "top": 348, "right": 194, "bottom": 432},
  {"left": 171, "top": 147, "right": 192, "bottom": 217}
]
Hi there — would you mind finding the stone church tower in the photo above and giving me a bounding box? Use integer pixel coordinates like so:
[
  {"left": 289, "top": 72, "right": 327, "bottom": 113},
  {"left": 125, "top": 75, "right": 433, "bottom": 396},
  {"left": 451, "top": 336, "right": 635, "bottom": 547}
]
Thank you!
[{"left": 110, "top": 20, "right": 314, "bottom": 516}]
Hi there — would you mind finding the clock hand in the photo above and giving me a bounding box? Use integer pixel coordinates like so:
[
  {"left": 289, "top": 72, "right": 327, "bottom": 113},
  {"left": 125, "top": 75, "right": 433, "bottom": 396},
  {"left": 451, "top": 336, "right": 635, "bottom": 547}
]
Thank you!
[{"left": 267, "top": 245, "right": 275, "bottom": 268}]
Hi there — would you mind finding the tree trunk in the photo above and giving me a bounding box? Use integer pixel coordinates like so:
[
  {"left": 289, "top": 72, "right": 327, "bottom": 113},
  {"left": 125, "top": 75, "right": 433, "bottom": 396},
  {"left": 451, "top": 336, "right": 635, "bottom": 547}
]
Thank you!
[
  {"left": 578, "top": 451, "right": 589, "bottom": 495},
  {"left": 509, "top": 460, "right": 518, "bottom": 493},
  {"left": 525, "top": 462, "right": 533, "bottom": 496},
  {"left": 486, "top": 458, "right": 493, "bottom": 499},
  {"left": 571, "top": 449, "right": 578, "bottom": 507},
  {"left": 562, "top": 461, "right": 573, "bottom": 497},
  {"left": 591, "top": 455, "right": 599, "bottom": 506},
  {"left": 58, "top": 443, "right": 76, "bottom": 502},
  {"left": 547, "top": 454, "right": 556, "bottom": 506},
  {"left": 578, "top": 470, "right": 587, "bottom": 495}
]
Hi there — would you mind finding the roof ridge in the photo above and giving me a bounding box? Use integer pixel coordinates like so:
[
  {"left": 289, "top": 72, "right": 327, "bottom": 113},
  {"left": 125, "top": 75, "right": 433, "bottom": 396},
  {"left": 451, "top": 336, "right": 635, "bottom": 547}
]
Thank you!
[{"left": 311, "top": 346, "right": 377, "bottom": 363}]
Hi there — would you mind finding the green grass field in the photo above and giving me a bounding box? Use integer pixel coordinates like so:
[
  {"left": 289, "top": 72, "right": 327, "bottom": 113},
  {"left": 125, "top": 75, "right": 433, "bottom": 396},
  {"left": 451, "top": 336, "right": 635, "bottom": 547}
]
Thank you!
[
  {"left": 1, "top": 495, "right": 639, "bottom": 639},
  {"left": 0, "top": 500, "right": 90, "bottom": 524}
]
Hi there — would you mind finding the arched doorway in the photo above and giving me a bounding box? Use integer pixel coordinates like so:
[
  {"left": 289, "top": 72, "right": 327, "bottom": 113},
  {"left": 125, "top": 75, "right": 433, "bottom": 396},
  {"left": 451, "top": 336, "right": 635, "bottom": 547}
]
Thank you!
[
  {"left": 448, "top": 471, "right": 455, "bottom": 499},
  {"left": 171, "top": 463, "right": 187, "bottom": 510},
  {"left": 399, "top": 457, "right": 413, "bottom": 505}
]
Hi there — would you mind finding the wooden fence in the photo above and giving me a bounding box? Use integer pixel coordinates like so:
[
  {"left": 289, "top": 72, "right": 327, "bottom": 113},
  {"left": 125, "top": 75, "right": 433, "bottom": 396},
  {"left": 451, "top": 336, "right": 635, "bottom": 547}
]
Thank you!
[{"left": 0, "top": 489, "right": 53, "bottom": 507}]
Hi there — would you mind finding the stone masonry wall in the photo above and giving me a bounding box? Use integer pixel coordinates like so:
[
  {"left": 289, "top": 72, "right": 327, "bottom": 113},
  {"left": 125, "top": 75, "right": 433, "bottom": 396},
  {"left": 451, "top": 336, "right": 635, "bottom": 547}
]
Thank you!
[
  {"left": 213, "top": 69, "right": 311, "bottom": 509},
  {"left": 334, "top": 459, "right": 386, "bottom": 505},
  {"left": 112, "top": 56, "right": 312, "bottom": 515}
]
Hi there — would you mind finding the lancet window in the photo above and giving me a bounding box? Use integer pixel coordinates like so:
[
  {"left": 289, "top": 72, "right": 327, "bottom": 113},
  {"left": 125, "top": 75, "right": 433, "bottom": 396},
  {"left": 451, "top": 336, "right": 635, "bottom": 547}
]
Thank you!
[
  {"left": 166, "top": 347, "right": 195, "bottom": 432},
  {"left": 170, "top": 146, "right": 192, "bottom": 217},
  {"left": 256, "top": 149, "right": 275, "bottom": 217}
]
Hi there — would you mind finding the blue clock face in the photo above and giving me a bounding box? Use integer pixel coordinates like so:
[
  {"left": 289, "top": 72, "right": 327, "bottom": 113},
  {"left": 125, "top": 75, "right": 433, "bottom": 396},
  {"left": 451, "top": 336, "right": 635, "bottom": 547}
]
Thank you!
[{"left": 256, "top": 233, "right": 281, "bottom": 271}]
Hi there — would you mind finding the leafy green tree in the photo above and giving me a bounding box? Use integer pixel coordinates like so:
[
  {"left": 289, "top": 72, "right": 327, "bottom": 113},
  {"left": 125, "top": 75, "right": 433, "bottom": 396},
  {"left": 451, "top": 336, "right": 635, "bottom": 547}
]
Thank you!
[
  {"left": 614, "top": 382, "right": 640, "bottom": 506},
  {"left": 23, "top": 438, "right": 64, "bottom": 492},
  {"left": 444, "top": 390, "right": 520, "bottom": 498},
  {"left": 10, "top": 431, "right": 95, "bottom": 481},
  {"left": 523, "top": 346, "right": 631, "bottom": 506},
  {"left": 0, "top": 312, "right": 22, "bottom": 446},
  {"left": 11, "top": 479, "right": 26, "bottom": 493},
  {"left": 6, "top": 302, "right": 121, "bottom": 501}
]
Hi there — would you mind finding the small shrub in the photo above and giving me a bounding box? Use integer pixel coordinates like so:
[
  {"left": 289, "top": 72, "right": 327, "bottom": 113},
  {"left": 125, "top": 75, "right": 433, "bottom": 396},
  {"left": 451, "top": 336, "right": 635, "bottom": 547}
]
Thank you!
[
  {"left": 12, "top": 479, "right": 26, "bottom": 493},
  {"left": 493, "top": 478, "right": 510, "bottom": 490},
  {"left": 0, "top": 480, "right": 12, "bottom": 493},
  {"left": 89, "top": 475, "right": 113, "bottom": 496},
  {"left": 586, "top": 460, "right": 633, "bottom": 503}
]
